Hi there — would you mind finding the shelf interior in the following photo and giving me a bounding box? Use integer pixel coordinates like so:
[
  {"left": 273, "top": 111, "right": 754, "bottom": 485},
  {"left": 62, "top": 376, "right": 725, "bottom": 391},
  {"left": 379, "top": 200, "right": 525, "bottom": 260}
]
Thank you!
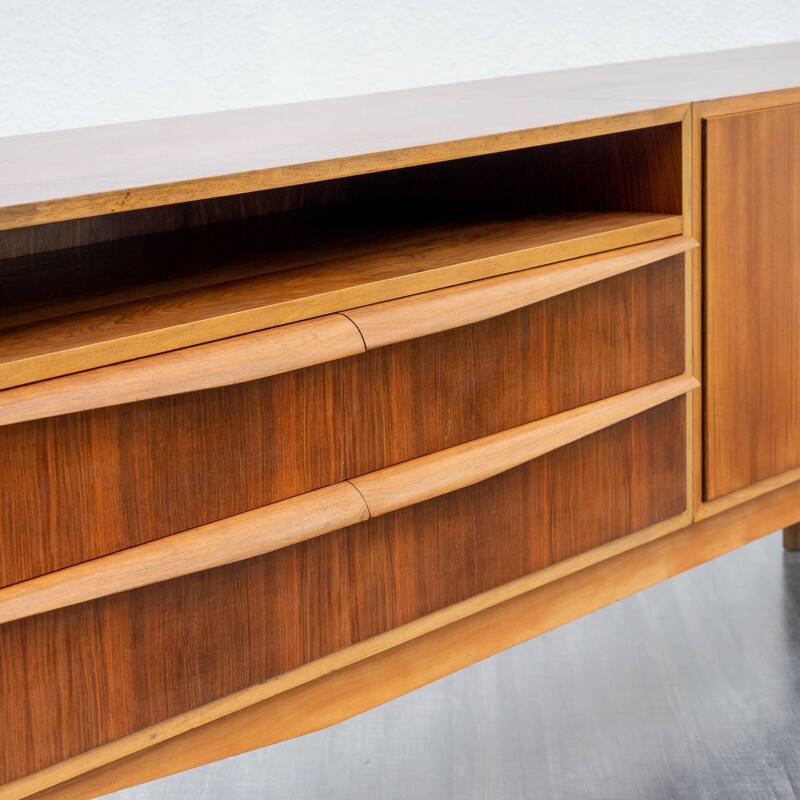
[{"left": 0, "top": 123, "right": 684, "bottom": 390}]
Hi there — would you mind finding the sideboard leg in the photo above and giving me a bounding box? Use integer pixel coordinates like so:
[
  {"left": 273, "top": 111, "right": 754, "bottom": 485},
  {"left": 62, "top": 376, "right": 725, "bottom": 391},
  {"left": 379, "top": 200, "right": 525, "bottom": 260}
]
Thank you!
[{"left": 784, "top": 523, "right": 800, "bottom": 551}]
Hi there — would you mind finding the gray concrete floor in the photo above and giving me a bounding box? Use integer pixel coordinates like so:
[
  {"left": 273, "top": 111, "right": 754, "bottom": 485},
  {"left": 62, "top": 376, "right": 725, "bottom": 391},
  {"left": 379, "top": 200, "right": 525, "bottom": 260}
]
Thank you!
[{"left": 107, "top": 531, "right": 800, "bottom": 799}]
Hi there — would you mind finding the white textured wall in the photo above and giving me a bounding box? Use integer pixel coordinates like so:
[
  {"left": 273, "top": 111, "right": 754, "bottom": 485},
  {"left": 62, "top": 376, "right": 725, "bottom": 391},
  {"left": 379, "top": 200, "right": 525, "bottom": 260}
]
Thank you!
[{"left": 1, "top": 0, "right": 799, "bottom": 137}]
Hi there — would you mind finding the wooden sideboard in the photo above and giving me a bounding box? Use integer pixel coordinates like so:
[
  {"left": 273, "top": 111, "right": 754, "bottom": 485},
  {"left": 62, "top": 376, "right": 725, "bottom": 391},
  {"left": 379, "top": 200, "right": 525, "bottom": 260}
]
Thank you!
[{"left": 1, "top": 41, "right": 799, "bottom": 800}]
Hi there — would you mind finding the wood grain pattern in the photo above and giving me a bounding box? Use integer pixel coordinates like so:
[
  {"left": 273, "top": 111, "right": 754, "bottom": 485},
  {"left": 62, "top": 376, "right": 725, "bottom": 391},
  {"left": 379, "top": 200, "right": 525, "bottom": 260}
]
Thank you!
[
  {"left": 0, "top": 512, "right": 695, "bottom": 800},
  {"left": 0, "top": 362, "right": 344, "bottom": 586},
  {"left": 0, "top": 123, "right": 681, "bottom": 262},
  {"left": 345, "top": 257, "right": 687, "bottom": 475},
  {"left": 689, "top": 105, "right": 704, "bottom": 518},
  {"left": 695, "top": 88, "right": 800, "bottom": 119},
  {"left": 348, "top": 398, "right": 687, "bottom": 640},
  {"left": 0, "top": 375, "right": 694, "bottom": 623},
  {"left": 0, "top": 211, "right": 680, "bottom": 390},
  {"left": 691, "top": 92, "right": 800, "bottom": 522},
  {"left": 2, "top": 44, "right": 798, "bottom": 800},
  {"left": 0, "top": 237, "right": 693, "bottom": 425},
  {"left": 703, "top": 103, "right": 800, "bottom": 500},
  {"left": 341, "top": 122, "right": 681, "bottom": 217},
  {"left": 0, "top": 483, "right": 369, "bottom": 625},
  {"left": 1, "top": 41, "right": 798, "bottom": 230},
  {"left": 0, "top": 106, "right": 686, "bottom": 231},
  {"left": 19, "top": 471, "right": 797, "bottom": 800},
  {"left": 0, "top": 530, "right": 352, "bottom": 787},
  {"left": 351, "top": 377, "right": 694, "bottom": 517},
  {"left": 0, "top": 123, "right": 683, "bottom": 333},
  {"left": 0, "top": 314, "right": 364, "bottom": 426},
  {"left": 0, "top": 180, "right": 358, "bottom": 260},
  {"left": 0, "top": 394, "right": 687, "bottom": 788},
  {"left": 0, "top": 253, "right": 687, "bottom": 588},
  {"left": 695, "top": 464, "right": 800, "bottom": 521},
  {"left": 344, "top": 236, "right": 695, "bottom": 350}
]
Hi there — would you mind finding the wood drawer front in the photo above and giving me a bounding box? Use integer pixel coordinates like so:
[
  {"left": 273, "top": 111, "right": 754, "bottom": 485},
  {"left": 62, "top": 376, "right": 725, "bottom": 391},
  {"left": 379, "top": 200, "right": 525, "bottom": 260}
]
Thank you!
[
  {"left": 348, "top": 397, "right": 686, "bottom": 639},
  {"left": 0, "top": 241, "right": 689, "bottom": 588},
  {"left": 0, "top": 364, "right": 344, "bottom": 587},
  {"left": 344, "top": 253, "right": 685, "bottom": 475},
  {"left": 0, "top": 531, "right": 352, "bottom": 786},
  {"left": 0, "top": 397, "right": 685, "bottom": 786}
]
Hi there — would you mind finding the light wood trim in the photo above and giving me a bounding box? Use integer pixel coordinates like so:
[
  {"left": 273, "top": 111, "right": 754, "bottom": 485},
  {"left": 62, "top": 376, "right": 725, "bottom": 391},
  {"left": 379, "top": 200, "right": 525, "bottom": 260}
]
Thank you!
[
  {"left": 344, "top": 236, "right": 696, "bottom": 349},
  {"left": 0, "top": 314, "right": 365, "bottom": 427},
  {"left": 352, "top": 374, "right": 698, "bottom": 517},
  {"left": 0, "top": 375, "right": 695, "bottom": 623},
  {"left": 695, "top": 87, "right": 800, "bottom": 118},
  {"left": 13, "top": 475, "right": 800, "bottom": 800},
  {"left": 0, "top": 213, "right": 681, "bottom": 392},
  {"left": 785, "top": 523, "right": 800, "bottom": 551},
  {"left": 695, "top": 465, "right": 800, "bottom": 521},
  {"left": 0, "top": 107, "right": 686, "bottom": 232},
  {"left": 0, "top": 483, "right": 370, "bottom": 626},
  {"left": 677, "top": 109, "right": 696, "bottom": 518},
  {"left": 0, "top": 511, "right": 692, "bottom": 800},
  {"left": 690, "top": 105, "right": 704, "bottom": 516}
]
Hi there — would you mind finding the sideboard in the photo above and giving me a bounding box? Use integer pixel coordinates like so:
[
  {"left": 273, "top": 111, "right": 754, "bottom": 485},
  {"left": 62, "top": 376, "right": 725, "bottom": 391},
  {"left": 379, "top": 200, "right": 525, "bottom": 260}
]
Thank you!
[{"left": 1, "top": 41, "right": 799, "bottom": 800}]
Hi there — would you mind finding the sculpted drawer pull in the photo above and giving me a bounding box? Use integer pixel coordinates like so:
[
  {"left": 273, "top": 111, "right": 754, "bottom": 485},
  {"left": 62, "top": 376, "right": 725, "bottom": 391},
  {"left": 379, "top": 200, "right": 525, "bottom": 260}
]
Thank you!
[
  {"left": 344, "top": 235, "right": 696, "bottom": 349},
  {"left": 0, "top": 373, "right": 697, "bottom": 625},
  {"left": 0, "top": 236, "right": 694, "bottom": 428},
  {"left": 350, "top": 373, "right": 698, "bottom": 516},
  {"left": 0, "top": 314, "right": 365, "bottom": 427},
  {"left": 0, "top": 483, "right": 371, "bottom": 626}
]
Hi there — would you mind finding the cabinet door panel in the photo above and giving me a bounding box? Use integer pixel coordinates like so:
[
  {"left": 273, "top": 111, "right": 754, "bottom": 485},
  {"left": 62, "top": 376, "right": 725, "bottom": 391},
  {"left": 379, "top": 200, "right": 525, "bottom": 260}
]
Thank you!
[{"left": 704, "top": 104, "right": 800, "bottom": 500}]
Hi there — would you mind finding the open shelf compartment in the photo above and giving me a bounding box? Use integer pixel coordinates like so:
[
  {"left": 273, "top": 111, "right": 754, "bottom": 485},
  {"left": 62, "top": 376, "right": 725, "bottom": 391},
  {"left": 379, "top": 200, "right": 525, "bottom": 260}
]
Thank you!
[{"left": 0, "top": 122, "right": 684, "bottom": 389}]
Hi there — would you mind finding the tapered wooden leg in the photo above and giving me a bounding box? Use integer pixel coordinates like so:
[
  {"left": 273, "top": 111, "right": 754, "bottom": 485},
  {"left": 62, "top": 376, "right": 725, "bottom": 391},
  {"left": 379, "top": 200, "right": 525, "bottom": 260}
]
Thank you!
[{"left": 784, "top": 523, "right": 800, "bottom": 551}]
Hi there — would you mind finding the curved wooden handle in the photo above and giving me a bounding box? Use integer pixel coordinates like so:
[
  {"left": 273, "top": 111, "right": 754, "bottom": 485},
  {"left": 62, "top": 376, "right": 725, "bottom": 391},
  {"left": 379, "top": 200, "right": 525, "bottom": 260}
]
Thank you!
[
  {"left": 0, "top": 314, "right": 365, "bottom": 427},
  {"left": 351, "top": 373, "right": 698, "bottom": 515},
  {"left": 0, "top": 482, "right": 370, "bottom": 626},
  {"left": 0, "top": 374, "right": 696, "bottom": 625},
  {"left": 344, "top": 236, "right": 696, "bottom": 349},
  {"left": 0, "top": 237, "right": 694, "bottom": 428}
]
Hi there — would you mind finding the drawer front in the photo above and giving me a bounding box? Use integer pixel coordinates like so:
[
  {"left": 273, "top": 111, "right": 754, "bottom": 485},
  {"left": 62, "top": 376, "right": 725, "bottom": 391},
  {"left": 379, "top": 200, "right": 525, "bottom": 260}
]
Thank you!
[
  {"left": 0, "top": 245, "right": 687, "bottom": 587},
  {"left": 0, "top": 531, "right": 352, "bottom": 786},
  {"left": 0, "top": 363, "right": 344, "bottom": 586},
  {"left": 343, "top": 253, "right": 685, "bottom": 475},
  {"left": 0, "top": 396, "right": 686, "bottom": 786},
  {"left": 348, "top": 398, "right": 686, "bottom": 639}
]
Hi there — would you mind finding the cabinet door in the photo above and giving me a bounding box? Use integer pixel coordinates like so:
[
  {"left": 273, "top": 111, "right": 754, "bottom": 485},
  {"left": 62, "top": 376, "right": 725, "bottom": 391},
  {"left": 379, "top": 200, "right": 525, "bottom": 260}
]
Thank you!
[{"left": 704, "top": 103, "right": 800, "bottom": 501}]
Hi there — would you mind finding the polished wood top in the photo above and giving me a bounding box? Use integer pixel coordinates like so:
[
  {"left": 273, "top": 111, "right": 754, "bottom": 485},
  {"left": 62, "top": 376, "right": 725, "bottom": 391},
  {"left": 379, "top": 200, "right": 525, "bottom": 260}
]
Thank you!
[{"left": 0, "top": 41, "right": 797, "bottom": 230}]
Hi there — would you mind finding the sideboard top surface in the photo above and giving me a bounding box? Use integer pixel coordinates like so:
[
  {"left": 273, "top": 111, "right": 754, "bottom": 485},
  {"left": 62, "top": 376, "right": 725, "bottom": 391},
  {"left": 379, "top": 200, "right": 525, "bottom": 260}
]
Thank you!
[{"left": 0, "top": 41, "right": 798, "bottom": 230}]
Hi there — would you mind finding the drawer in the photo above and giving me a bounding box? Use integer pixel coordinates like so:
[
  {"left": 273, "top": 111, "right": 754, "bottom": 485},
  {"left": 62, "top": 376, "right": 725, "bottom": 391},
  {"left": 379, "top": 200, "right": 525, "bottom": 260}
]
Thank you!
[
  {"left": 348, "top": 397, "right": 687, "bottom": 639},
  {"left": 0, "top": 239, "right": 690, "bottom": 586},
  {"left": 0, "top": 327, "right": 355, "bottom": 587},
  {"left": 0, "top": 395, "right": 686, "bottom": 787},
  {"left": 343, "top": 248, "right": 686, "bottom": 474}
]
